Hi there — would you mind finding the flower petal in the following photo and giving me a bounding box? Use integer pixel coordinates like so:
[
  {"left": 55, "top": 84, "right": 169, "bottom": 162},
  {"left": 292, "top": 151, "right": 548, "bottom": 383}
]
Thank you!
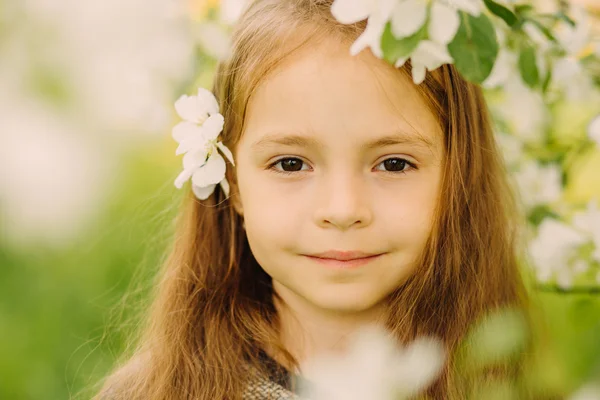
[
  {"left": 172, "top": 121, "right": 201, "bottom": 144},
  {"left": 331, "top": 0, "right": 373, "bottom": 24},
  {"left": 482, "top": 49, "right": 513, "bottom": 89},
  {"left": 197, "top": 87, "right": 220, "bottom": 115},
  {"left": 391, "top": 0, "right": 427, "bottom": 38},
  {"left": 201, "top": 113, "right": 225, "bottom": 141},
  {"left": 411, "top": 61, "right": 427, "bottom": 84},
  {"left": 174, "top": 168, "right": 194, "bottom": 189},
  {"left": 588, "top": 114, "right": 600, "bottom": 146},
  {"left": 429, "top": 2, "right": 460, "bottom": 44},
  {"left": 395, "top": 56, "right": 408, "bottom": 68},
  {"left": 219, "top": 178, "right": 230, "bottom": 197},
  {"left": 349, "top": 0, "right": 396, "bottom": 58},
  {"left": 192, "top": 183, "right": 217, "bottom": 200},
  {"left": 393, "top": 337, "right": 445, "bottom": 397},
  {"left": 183, "top": 147, "right": 208, "bottom": 170},
  {"left": 413, "top": 40, "right": 453, "bottom": 69},
  {"left": 450, "top": 0, "right": 481, "bottom": 16},
  {"left": 176, "top": 134, "right": 207, "bottom": 155},
  {"left": 350, "top": 15, "right": 386, "bottom": 57},
  {"left": 216, "top": 141, "right": 235, "bottom": 166},
  {"left": 191, "top": 152, "right": 226, "bottom": 187},
  {"left": 174, "top": 94, "right": 204, "bottom": 123}
]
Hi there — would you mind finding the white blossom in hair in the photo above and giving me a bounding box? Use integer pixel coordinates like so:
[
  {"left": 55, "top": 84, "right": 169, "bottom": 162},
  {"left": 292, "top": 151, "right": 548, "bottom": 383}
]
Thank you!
[
  {"left": 331, "top": 0, "right": 482, "bottom": 84},
  {"left": 172, "top": 88, "right": 235, "bottom": 200}
]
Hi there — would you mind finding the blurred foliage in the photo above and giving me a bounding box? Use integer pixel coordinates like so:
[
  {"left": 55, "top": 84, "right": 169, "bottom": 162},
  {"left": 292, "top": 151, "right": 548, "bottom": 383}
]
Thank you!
[{"left": 1, "top": 140, "right": 183, "bottom": 399}]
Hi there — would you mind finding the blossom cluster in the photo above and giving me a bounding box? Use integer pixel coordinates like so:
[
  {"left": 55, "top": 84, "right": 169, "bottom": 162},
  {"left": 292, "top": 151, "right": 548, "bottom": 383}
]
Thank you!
[{"left": 172, "top": 88, "right": 235, "bottom": 200}]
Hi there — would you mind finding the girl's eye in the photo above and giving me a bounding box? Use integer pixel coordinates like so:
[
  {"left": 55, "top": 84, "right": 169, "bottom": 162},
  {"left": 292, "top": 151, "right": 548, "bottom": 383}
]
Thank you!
[
  {"left": 269, "top": 157, "right": 310, "bottom": 173},
  {"left": 374, "top": 157, "right": 415, "bottom": 174}
]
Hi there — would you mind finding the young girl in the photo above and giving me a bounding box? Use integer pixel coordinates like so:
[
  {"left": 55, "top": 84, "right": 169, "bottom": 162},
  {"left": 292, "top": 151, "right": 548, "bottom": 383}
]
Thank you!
[{"left": 96, "top": 0, "right": 529, "bottom": 398}]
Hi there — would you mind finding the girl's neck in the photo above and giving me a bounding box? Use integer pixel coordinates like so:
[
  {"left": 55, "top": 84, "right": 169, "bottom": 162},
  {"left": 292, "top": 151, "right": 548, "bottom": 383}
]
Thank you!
[{"left": 271, "top": 281, "right": 386, "bottom": 375}]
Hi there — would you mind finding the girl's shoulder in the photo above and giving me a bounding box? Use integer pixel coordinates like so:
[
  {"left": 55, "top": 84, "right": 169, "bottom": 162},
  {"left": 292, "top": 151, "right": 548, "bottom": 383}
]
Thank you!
[
  {"left": 244, "top": 349, "right": 300, "bottom": 400},
  {"left": 243, "top": 373, "right": 299, "bottom": 400}
]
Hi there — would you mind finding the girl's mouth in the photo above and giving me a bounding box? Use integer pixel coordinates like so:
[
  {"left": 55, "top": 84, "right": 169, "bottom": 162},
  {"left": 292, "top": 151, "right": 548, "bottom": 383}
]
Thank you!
[{"left": 304, "top": 253, "right": 384, "bottom": 269}]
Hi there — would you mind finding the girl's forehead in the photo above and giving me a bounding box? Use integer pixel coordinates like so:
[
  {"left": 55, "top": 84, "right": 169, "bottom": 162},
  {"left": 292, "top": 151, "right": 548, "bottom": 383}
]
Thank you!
[{"left": 240, "top": 38, "right": 442, "bottom": 150}]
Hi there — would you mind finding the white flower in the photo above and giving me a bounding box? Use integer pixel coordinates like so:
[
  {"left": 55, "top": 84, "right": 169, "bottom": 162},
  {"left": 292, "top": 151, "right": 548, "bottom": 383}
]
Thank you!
[
  {"left": 528, "top": 218, "right": 588, "bottom": 283},
  {"left": 395, "top": 39, "right": 453, "bottom": 84},
  {"left": 220, "top": 0, "right": 251, "bottom": 25},
  {"left": 572, "top": 259, "right": 589, "bottom": 275},
  {"left": 569, "top": 383, "right": 600, "bottom": 400},
  {"left": 299, "top": 325, "right": 445, "bottom": 400},
  {"left": 556, "top": 268, "right": 574, "bottom": 290},
  {"left": 391, "top": 0, "right": 480, "bottom": 43},
  {"left": 551, "top": 56, "right": 594, "bottom": 101},
  {"left": 589, "top": 114, "right": 600, "bottom": 147},
  {"left": 174, "top": 87, "right": 219, "bottom": 124},
  {"left": 572, "top": 199, "right": 600, "bottom": 262},
  {"left": 195, "top": 22, "right": 233, "bottom": 61},
  {"left": 496, "top": 78, "right": 548, "bottom": 143},
  {"left": 483, "top": 49, "right": 515, "bottom": 89},
  {"left": 331, "top": 0, "right": 397, "bottom": 58},
  {"left": 514, "top": 161, "right": 562, "bottom": 210},
  {"left": 495, "top": 131, "right": 523, "bottom": 167},
  {"left": 556, "top": 5, "right": 591, "bottom": 57},
  {"left": 172, "top": 88, "right": 235, "bottom": 200},
  {"left": 331, "top": 0, "right": 480, "bottom": 60}
]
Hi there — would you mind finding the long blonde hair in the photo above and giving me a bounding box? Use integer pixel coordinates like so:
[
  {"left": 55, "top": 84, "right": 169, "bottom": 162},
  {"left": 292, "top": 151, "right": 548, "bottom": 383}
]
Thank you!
[{"left": 94, "top": 0, "right": 530, "bottom": 398}]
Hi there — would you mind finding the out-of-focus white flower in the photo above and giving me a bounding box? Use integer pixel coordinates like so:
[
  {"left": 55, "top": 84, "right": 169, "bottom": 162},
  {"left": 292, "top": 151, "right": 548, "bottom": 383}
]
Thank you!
[
  {"left": 299, "top": 325, "right": 445, "bottom": 400},
  {"left": 557, "top": 5, "right": 591, "bottom": 57},
  {"left": 550, "top": 5, "right": 596, "bottom": 100},
  {"left": 395, "top": 40, "right": 453, "bottom": 84},
  {"left": 589, "top": 115, "right": 600, "bottom": 146},
  {"left": 220, "top": 0, "right": 252, "bottom": 24},
  {"left": 495, "top": 131, "right": 524, "bottom": 167},
  {"left": 483, "top": 49, "right": 515, "bottom": 89},
  {"left": 556, "top": 268, "right": 574, "bottom": 290},
  {"left": 0, "top": 96, "right": 112, "bottom": 248},
  {"left": 495, "top": 78, "right": 548, "bottom": 143},
  {"left": 551, "top": 57, "right": 595, "bottom": 101},
  {"left": 195, "top": 22, "right": 232, "bottom": 60},
  {"left": 572, "top": 199, "right": 600, "bottom": 262},
  {"left": 514, "top": 161, "right": 562, "bottom": 210},
  {"left": 569, "top": 383, "right": 600, "bottom": 400},
  {"left": 16, "top": 0, "right": 195, "bottom": 138},
  {"left": 528, "top": 218, "right": 588, "bottom": 283},
  {"left": 572, "top": 259, "right": 590, "bottom": 274}
]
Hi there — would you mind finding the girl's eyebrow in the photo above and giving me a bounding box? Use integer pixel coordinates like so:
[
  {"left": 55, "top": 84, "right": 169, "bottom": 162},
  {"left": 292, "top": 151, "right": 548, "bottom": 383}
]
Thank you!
[{"left": 250, "top": 131, "right": 434, "bottom": 151}]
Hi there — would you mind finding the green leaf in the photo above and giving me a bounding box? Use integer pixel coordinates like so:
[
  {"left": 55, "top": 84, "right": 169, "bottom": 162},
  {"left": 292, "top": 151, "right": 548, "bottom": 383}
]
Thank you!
[
  {"left": 483, "top": 0, "right": 518, "bottom": 27},
  {"left": 528, "top": 19, "right": 557, "bottom": 42},
  {"left": 447, "top": 12, "right": 499, "bottom": 84},
  {"left": 542, "top": 64, "right": 552, "bottom": 94},
  {"left": 556, "top": 11, "right": 576, "bottom": 27},
  {"left": 381, "top": 22, "right": 427, "bottom": 64},
  {"left": 514, "top": 4, "right": 533, "bottom": 14},
  {"left": 518, "top": 45, "right": 539, "bottom": 88}
]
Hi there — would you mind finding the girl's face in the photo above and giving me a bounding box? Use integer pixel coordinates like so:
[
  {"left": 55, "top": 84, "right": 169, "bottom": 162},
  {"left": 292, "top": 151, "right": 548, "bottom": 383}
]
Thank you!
[{"left": 234, "top": 38, "right": 444, "bottom": 315}]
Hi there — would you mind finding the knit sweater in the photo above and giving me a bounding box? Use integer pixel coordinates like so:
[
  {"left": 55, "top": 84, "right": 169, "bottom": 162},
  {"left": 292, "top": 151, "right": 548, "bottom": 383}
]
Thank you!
[{"left": 243, "top": 350, "right": 303, "bottom": 400}]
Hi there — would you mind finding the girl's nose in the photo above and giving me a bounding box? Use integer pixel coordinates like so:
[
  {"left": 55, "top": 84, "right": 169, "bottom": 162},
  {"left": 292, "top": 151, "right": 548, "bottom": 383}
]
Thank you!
[{"left": 313, "top": 170, "right": 373, "bottom": 230}]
